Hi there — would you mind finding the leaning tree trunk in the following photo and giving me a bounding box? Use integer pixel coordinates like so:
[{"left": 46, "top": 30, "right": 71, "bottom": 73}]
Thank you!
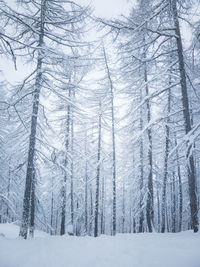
[
  {"left": 171, "top": 0, "right": 198, "bottom": 232},
  {"left": 19, "top": 1, "right": 45, "bottom": 238}
]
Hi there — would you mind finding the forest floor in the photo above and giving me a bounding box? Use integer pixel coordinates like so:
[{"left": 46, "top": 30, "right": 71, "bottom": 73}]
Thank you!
[{"left": 0, "top": 223, "right": 200, "bottom": 267}]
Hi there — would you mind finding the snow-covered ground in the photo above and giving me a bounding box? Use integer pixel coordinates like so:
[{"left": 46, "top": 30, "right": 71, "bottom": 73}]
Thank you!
[{"left": 0, "top": 223, "right": 200, "bottom": 267}]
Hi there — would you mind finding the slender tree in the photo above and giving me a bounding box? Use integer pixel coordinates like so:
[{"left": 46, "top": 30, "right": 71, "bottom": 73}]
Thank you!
[
  {"left": 170, "top": 0, "right": 198, "bottom": 232},
  {"left": 102, "top": 46, "right": 117, "bottom": 235},
  {"left": 94, "top": 102, "right": 102, "bottom": 237}
]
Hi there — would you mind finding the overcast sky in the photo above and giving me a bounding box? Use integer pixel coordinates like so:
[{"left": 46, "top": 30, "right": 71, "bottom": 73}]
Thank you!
[{"left": 78, "top": 0, "right": 132, "bottom": 18}]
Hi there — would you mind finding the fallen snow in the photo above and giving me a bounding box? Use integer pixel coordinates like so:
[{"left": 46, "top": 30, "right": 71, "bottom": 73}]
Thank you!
[{"left": 0, "top": 223, "right": 200, "bottom": 267}]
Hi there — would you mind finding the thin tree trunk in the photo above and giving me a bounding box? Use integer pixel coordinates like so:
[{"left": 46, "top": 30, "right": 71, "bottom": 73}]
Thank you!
[
  {"left": 94, "top": 102, "right": 102, "bottom": 237},
  {"left": 171, "top": 0, "right": 198, "bottom": 232},
  {"left": 139, "top": 87, "right": 144, "bottom": 233},
  {"left": 84, "top": 164, "right": 88, "bottom": 235},
  {"left": 84, "top": 130, "right": 88, "bottom": 234},
  {"left": 50, "top": 177, "right": 54, "bottom": 235},
  {"left": 29, "top": 169, "right": 35, "bottom": 238},
  {"left": 157, "top": 183, "right": 160, "bottom": 232},
  {"left": 133, "top": 218, "right": 136, "bottom": 233},
  {"left": 102, "top": 46, "right": 117, "bottom": 235},
  {"left": 55, "top": 210, "right": 58, "bottom": 235},
  {"left": 89, "top": 183, "right": 93, "bottom": 236},
  {"left": 161, "top": 88, "right": 171, "bottom": 233},
  {"left": 70, "top": 99, "right": 74, "bottom": 227},
  {"left": 171, "top": 173, "right": 176, "bottom": 232},
  {"left": 166, "top": 192, "right": 170, "bottom": 232},
  {"left": 101, "top": 172, "right": 105, "bottom": 234},
  {"left": 6, "top": 162, "right": 11, "bottom": 222},
  {"left": 144, "top": 48, "right": 153, "bottom": 233},
  {"left": 174, "top": 133, "right": 183, "bottom": 232},
  {"left": 122, "top": 176, "right": 125, "bottom": 233},
  {"left": 19, "top": 1, "right": 46, "bottom": 238},
  {"left": 60, "top": 89, "right": 71, "bottom": 235}
]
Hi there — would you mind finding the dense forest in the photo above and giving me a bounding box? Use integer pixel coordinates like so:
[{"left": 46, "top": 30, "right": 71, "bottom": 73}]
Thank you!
[{"left": 0, "top": 0, "right": 199, "bottom": 240}]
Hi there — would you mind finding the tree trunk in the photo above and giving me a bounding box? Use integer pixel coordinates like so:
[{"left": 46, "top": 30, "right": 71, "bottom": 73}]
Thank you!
[
  {"left": 6, "top": 162, "right": 11, "bottom": 223},
  {"left": 89, "top": 183, "right": 93, "bottom": 236},
  {"left": 50, "top": 177, "right": 54, "bottom": 235},
  {"left": 161, "top": 88, "right": 171, "bottom": 233},
  {"left": 84, "top": 130, "right": 88, "bottom": 234},
  {"left": 144, "top": 49, "right": 153, "bottom": 233},
  {"left": 70, "top": 98, "right": 74, "bottom": 227},
  {"left": 171, "top": 173, "right": 176, "bottom": 232},
  {"left": 19, "top": 1, "right": 45, "bottom": 238},
  {"left": 101, "top": 172, "right": 105, "bottom": 234},
  {"left": 157, "top": 183, "right": 161, "bottom": 232},
  {"left": 60, "top": 89, "right": 71, "bottom": 235},
  {"left": 103, "top": 46, "right": 117, "bottom": 235},
  {"left": 171, "top": 0, "right": 198, "bottom": 232},
  {"left": 139, "top": 87, "right": 144, "bottom": 233},
  {"left": 85, "top": 163, "right": 88, "bottom": 234},
  {"left": 122, "top": 175, "right": 125, "bottom": 233},
  {"left": 29, "top": 169, "right": 35, "bottom": 238},
  {"left": 94, "top": 102, "right": 102, "bottom": 237},
  {"left": 174, "top": 133, "right": 183, "bottom": 232}
]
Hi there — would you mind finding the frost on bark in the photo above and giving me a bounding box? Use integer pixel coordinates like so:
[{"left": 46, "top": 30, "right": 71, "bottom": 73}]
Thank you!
[
  {"left": 94, "top": 102, "right": 102, "bottom": 237},
  {"left": 70, "top": 92, "right": 74, "bottom": 228},
  {"left": 19, "top": 4, "right": 45, "bottom": 236},
  {"left": 144, "top": 47, "right": 154, "bottom": 233},
  {"left": 171, "top": 0, "right": 198, "bottom": 232},
  {"left": 84, "top": 130, "right": 88, "bottom": 234},
  {"left": 29, "top": 169, "right": 35, "bottom": 238},
  {"left": 102, "top": 46, "right": 117, "bottom": 236},
  {"left": 139, "top": 86, "right": 144, "bottom": 233},
  {"left": 161, "top": 85, "right": 171, "bottom": 233},
  {"left": 60, "top": 89, "right": 71, "bottom": 236}
]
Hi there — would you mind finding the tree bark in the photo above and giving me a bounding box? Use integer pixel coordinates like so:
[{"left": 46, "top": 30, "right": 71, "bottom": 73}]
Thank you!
[
  {"left": 101, "top": 172, "right": 105, "bottom": 234},
  {"left": 94, "top": 102, "right": 102, "bottom": 237},
  {"left": 50, "top": 176, "right": 54, "bottom": 235},
  {"left": 60, "top": 89, "right": 71, "bottom": 235},
  {"left": 144, "top": 49, "right": 154, "bottom": 233},
  {"left": 84, "top": 133, "right": 88, "bottom": 234},
  {"left": 139, "top": 86, "right": 144, "bottom": 233},
  {"left": 19, "top": 0, "right": 46, "bottom": 238},
  {"left": 29, "top": 169, "right": 35, "bottom": 238},
  {"left": 102, "top": 46, "right": 117, "bottom": 235},
  {"left": 70, "top": 95, "right": 74, "bottom": 227},
  {"left": 171, "top": 0, "right": 198, "bottom": 232},
  {"left": 171, "top": 173, "right": 176, "bottom": 232},
  {"left": 161, "top": 88, "right": 171, "bottom": 233}
]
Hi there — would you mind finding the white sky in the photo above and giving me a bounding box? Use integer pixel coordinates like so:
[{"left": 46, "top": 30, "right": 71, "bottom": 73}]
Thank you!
[{"left": 78, "top": 0, "right": 132, "bottom": 18}]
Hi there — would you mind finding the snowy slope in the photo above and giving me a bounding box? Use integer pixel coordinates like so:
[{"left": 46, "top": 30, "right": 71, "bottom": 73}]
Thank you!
[{"left": 0, "top": 223, "right": 200, "bottom": 267}]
